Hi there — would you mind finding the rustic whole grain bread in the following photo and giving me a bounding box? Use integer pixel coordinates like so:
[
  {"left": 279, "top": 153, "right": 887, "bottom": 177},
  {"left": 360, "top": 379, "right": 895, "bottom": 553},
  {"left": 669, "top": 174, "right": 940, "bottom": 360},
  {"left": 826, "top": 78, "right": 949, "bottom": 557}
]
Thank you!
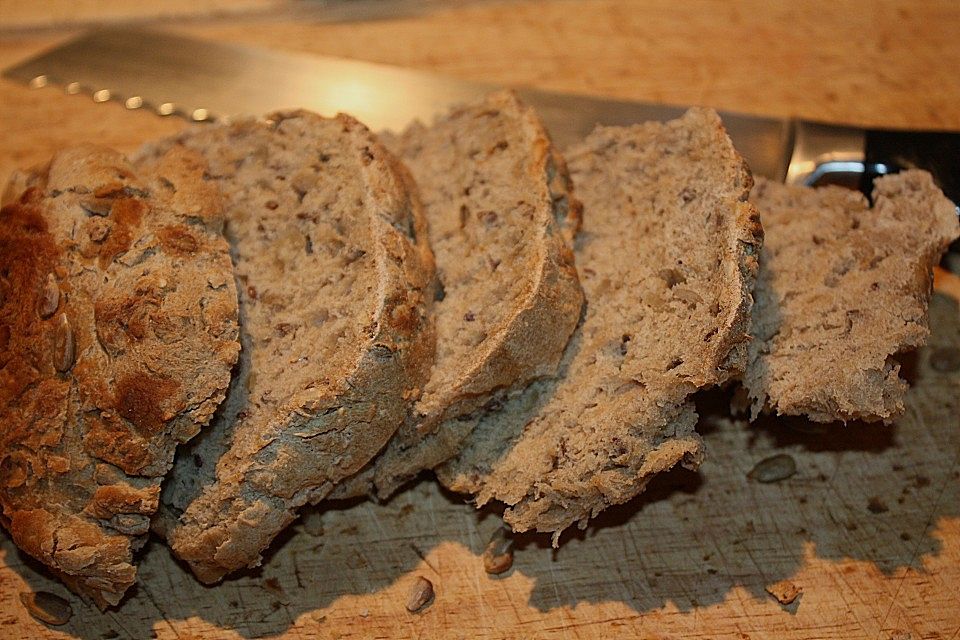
[
  {"left": 744, "top": 172, "right": 960, "bottom": 423},
  {"left": 138, "top": 111, "right": 435, "bottom": 584},
  {"left": 333, "top": 91, "right": 583, "bottom": 500},
  {"left": 0, "top": 146, "right": 240, "bottom": 607},
  {"left": 437, "top": 108, "right": 762, "bottom": 540}
]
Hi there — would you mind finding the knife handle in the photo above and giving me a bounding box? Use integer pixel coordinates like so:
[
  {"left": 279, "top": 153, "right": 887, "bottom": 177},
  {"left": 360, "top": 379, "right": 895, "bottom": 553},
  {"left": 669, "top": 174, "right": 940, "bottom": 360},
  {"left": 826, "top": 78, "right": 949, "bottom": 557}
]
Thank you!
[{"left": 862, "top": 129, "right": 960, "bottom": 205}]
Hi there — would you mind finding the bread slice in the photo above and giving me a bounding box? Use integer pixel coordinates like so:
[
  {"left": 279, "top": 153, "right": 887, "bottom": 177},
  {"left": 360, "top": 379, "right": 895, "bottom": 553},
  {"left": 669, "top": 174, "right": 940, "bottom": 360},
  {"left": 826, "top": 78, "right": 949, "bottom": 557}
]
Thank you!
[
  {"left": 744, "top": 172, "right": 959, "bottom": 423},
  {"left": 437, "top": 108, "right": 762, "bottom": 540},
  {"left": 136, "top": 111, "right": 435, "bottom": 584},
  {"left": 332, "top": 91, "right": 583, "bottom": 500},
  {"left": 0, "top": 146, "right": 240, "bottom": 607}
]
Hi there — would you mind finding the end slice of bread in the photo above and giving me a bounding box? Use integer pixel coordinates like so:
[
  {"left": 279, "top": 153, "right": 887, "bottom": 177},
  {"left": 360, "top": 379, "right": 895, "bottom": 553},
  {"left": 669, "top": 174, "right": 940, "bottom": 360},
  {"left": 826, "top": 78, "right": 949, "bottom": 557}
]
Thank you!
[
  {"left": 745, "top": 171, "right": 960, "bottom": 423},
  {"left": 137, "top": 111, "right": 435, "bottom": 583},
  {"left": 333, "top": 91, "right": 583, "bottom": 500},
  {"left": 0, "top": 146, "right": 240, "bottom": 607},
  {"left": 436, "top": 108, "right": 762, "bottom": 540}
]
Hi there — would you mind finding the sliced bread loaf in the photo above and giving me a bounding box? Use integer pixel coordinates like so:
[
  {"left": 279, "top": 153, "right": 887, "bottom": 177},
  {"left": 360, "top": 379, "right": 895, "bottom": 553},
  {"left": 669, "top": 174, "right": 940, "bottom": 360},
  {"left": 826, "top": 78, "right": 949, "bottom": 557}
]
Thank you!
[
  {"left": 333, "top": 91, "right": 583, "bottom": 500},
  {"left": 137, "top": 111, "right": 435, "bottom": 583},
  {"left": 437, "top": 109, "right": 762, "bottom": 540},
  {"left": 744, "top": 172, "right": 960, "bottom": 423},
  {"left": 0, "top": 146, "right": 240, "bottom": 607}
]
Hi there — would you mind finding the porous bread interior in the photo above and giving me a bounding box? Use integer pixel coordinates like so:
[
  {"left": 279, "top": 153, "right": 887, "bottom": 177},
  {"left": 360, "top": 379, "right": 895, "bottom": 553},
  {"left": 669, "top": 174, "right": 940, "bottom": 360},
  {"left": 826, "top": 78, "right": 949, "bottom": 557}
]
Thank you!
[
  {"left": 155, "top": 115, "right": 381, "bottom": 524},
  {"left": 331, "top": 91, "right": 584, "bottom": 500},
  {"left": 437, "top": 108, "right": 760, "bottom": 538},
  {"left": 140, "top": 110, "right": 435, "bottom": 585},
  {"left": 746, "top": 171, "right": 960, "bottom": 423},
  {"left": 402, "top": 99, "right": 558, "bottom": 419}
]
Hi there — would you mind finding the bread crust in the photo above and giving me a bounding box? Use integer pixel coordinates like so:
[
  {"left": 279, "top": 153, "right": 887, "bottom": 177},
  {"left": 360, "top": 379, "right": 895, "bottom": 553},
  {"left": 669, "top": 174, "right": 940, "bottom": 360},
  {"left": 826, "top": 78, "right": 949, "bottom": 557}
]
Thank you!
[
  {"left": 138, "top": 111, "right": 435, "bottom": 583},
  {"left": 332, "top": 91, "right": 583, "bottom": 500},
  {"left": 745, "top": 171, "right": 960, "bottom": 423},
  {"left": 0, "top": 146, "right": 240, "bottom": 607},
  {"left": 437, "top": 109, "right": 762, "bottom": 540}
]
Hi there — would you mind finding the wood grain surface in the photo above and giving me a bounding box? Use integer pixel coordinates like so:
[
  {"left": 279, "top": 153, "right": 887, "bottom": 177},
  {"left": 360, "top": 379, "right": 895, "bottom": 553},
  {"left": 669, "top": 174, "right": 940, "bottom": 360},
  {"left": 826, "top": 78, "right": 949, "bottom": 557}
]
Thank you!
[
  {"left": 1, "top": 2, "right": 959, "bottom": 638},
  {"left": 0, "top": 0, "right": 290, "bottom": 30}
]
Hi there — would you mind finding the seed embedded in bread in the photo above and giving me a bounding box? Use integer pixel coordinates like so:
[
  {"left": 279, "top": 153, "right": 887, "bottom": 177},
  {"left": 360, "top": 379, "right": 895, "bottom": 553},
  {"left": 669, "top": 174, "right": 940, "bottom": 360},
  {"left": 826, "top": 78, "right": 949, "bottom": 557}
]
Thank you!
[
  {"left": 53, "top": 313, "right": 74, "bottom": 373},
  {"left": 745, "top": 172, "right": 960, "bottom": 423},
  {"left": 437, "top": 108, "right": 762, "bottom": 540},
  {"left": 333, "top": 91, "right": 583, "bottom": 500},
  {"left": 0, "top": 145, "right": 240, "bottom": 608},
  {"left": 137, "top": 110, "right": 435, "bottom": 584},
  {"left": 38, "top": 274, "right": 59, "bottom": 319}
]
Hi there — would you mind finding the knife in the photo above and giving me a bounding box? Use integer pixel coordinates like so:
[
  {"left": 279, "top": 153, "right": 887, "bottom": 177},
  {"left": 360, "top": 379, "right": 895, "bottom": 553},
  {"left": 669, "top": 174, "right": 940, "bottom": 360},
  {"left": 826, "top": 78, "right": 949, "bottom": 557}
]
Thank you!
[{"left": 4, "top": 28, "right": 960, "bottom": 207}]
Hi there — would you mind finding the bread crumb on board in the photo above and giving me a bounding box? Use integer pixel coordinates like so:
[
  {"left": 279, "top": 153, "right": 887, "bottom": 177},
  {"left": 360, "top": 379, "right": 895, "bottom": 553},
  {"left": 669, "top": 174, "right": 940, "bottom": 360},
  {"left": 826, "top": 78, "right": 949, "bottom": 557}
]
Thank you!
[{"left": 765, "top": 580, "right": 802, "bottom": 606}]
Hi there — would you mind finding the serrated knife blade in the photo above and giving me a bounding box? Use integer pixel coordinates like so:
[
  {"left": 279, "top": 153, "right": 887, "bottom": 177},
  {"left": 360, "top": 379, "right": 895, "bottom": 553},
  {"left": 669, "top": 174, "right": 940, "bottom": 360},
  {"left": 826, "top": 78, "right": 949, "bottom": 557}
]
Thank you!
[
  {"left": 4, "top": 27, "right": 960, "bottom": 207},
  {"left": 2, "top": 29, "right": 792, "bottom": 178}
]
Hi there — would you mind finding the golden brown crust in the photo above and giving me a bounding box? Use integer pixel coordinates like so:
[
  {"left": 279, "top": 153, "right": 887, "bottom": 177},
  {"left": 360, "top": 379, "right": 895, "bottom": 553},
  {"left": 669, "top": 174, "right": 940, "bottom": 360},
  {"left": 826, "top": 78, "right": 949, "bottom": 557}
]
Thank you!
[{"left": 0, "top": 146, "right": 239, "bottom": 607}]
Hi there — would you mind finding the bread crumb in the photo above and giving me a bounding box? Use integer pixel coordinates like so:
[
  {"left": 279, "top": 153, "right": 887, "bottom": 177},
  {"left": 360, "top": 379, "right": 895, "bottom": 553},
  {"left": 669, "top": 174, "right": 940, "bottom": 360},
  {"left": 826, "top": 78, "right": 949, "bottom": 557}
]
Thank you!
[
  {"left": 262, "top": 577, "right": 290, "bottom": 605},
  {"left": 765, "top": 580, "right": 802, "bottom": 605},
  {"left": 867, "top": 496, "right": 889, "bottom": 514}
]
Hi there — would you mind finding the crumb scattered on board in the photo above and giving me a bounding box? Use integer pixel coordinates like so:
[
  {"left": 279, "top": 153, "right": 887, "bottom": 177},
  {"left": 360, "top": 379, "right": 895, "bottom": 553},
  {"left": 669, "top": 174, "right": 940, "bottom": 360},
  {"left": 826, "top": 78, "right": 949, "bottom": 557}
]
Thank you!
[
  {"left": 765, "top": 580, "right": 802, "bottom": 605},
  {"left": 868, "top": 496, "right": 890, "bottom": 514},
  {"left": 262, "top": 577, "right": 291, "bottom": 605}
]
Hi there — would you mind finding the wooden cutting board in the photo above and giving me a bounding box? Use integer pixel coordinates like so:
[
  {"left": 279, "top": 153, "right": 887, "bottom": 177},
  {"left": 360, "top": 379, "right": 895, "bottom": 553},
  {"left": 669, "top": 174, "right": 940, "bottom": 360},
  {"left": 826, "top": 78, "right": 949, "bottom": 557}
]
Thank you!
[
  {"left": 1, "top": 292, "right": 957, "bottom": 639},
  {"left": 1, "top": 2, "right": 959, "bottom": 638}
]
